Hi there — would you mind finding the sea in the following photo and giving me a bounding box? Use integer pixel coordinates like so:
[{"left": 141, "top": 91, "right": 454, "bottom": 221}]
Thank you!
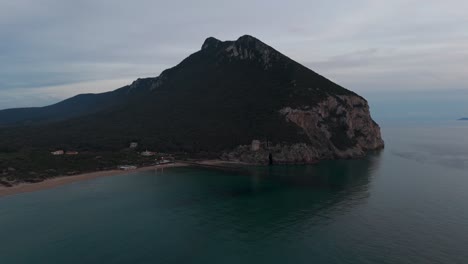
[{"left": 1, "top": 121, "right": 467, "bottom": 264}]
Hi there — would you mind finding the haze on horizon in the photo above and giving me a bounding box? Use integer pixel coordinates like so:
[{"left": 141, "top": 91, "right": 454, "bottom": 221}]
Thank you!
[{"left": 1, "top": 0, "right": 467, "bottom": 121}]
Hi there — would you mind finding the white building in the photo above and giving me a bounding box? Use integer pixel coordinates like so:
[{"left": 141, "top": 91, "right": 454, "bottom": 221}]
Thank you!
[
  {"left": 141, "top": 150, "right": 156, "bottom": 156},
  {"left": 118, "top": 165, "right": 137, "bottom": 170},
  {"left": 51, "top": 150, "right": 64, "bottom": 155},
  {"left": 251, "top": 140, "right": 261, "bottom": 151}
]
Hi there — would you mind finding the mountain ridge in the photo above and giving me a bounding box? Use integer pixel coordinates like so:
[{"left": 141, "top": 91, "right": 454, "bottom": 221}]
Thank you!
[
  {"left": 0, "top": 35, "right": 357, "bottom": 126},
  {"left": 0, "top": 35, "right": 383, "bottom": 167}
]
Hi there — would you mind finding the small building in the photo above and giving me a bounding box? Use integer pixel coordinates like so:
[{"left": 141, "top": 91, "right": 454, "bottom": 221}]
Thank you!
[
  {"left": 129, "top": 142, "right": 138, "bottom": 149},
  {"left": 155, "top": 156, "right": 173, "bottom": 165},
  {"left": 251, "top": 140, "right": 261, "bottom": 151},
  {"left": 65, "top": 151, "right": 79, "bottom": 155},
  {"left": 51, "top": 150, "right": 64, "bottom": 155},
  {"left": 141, "top": 150, "right": 156, "bottom": 156},
  {"left": 118, "top": 165, "right": 137, "bottom": 170}
]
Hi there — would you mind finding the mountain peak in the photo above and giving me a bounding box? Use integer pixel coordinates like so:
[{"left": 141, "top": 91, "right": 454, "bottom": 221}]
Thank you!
[
  {"left": 234, "top": 35, "right": 269, "bottom": 50},
  {"left": 236, "top": 34, "right": 260, "bottom": 43},
  {"left": 218, "top": 35, "right": 279, "bottom": 68},
  {"left": 201, "top": 37, "right": 222, "bottom": 50},
  {"left": 201, "top": 35, "right": 267, "bottom": 51}
]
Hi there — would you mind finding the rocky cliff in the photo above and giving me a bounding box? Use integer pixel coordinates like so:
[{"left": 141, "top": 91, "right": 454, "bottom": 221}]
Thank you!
[{"left": 222, "top": 94, "right": 384, "bottom": 164}]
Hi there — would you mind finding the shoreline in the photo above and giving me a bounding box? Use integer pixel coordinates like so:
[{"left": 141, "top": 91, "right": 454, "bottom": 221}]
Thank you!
[{"left": 0, "top": 162, "right": 188, "bottom": 198}]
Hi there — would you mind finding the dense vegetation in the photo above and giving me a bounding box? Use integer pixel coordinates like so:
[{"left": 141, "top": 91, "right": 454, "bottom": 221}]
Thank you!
[{"left": 0, "top": 148, "right": 197, "bottom": 186}]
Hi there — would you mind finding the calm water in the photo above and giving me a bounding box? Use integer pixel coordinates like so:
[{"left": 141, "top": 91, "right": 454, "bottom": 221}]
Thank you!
[{"left": 1, "top": 122, "right": 468, "bottom": 264}]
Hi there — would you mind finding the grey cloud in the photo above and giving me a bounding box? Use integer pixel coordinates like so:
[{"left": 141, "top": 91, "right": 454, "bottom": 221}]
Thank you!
[{"left": 0, "top": 0, "right": 467, "bottom": 110}]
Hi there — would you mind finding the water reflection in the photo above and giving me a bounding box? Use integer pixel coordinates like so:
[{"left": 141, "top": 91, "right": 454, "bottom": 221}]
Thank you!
[
  {"left": 249, "top": 151, "right": 382, "bottom": 192},
  {"left": 187, "top": 152, "right": 383, "bottom": 241}
]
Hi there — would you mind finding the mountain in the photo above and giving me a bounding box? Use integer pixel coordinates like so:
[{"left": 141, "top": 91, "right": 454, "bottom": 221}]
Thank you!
[
  {"left": 458, "top": 118, "right": 468, "bottom": 121},
  {"left": 0, "top": 35, "right": 384, "bottom": 164},
  {"left": 0, "top": 79, "right": 150, "bottom": 127}
]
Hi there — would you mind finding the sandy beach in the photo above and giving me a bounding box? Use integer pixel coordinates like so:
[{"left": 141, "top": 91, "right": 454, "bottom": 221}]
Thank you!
[{"left": 0, "top": 162, "right": 188, "bottom": 198}]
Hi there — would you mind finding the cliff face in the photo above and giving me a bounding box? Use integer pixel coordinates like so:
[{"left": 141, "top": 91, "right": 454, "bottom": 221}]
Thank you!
[{"left": 222, "top": 94, "right": 384, "bottom": 164}]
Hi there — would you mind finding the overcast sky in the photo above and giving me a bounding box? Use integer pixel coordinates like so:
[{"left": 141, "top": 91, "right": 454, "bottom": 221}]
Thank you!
[{"left": 0, "top": 0, "right": 467, "bottom": 119}]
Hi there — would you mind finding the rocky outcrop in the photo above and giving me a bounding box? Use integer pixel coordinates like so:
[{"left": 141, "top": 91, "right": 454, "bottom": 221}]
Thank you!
[
  {"left": 222, "top": 95, "right": 384, "bottom": 164},
  {"left": 223, "top": 35, "right": 282, "bottom": 69}
]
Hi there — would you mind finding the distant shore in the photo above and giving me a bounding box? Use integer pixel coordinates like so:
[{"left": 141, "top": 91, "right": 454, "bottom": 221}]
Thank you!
[{"left": 0, "top": 162, "right": 188, "bottom": 198}]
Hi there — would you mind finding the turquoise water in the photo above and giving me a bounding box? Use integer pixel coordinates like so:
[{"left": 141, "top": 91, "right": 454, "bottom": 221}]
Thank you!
[{"left": 1, "top": 122, "right": 468, "bottom": 263}]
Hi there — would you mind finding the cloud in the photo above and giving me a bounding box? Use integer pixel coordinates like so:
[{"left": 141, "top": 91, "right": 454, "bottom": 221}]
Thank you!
[
  {"left": 305, "top": 38, "right": 468, "bottom": 92},
  {"left": 0, "top": 0, "right": 467, "bottom": 110}
]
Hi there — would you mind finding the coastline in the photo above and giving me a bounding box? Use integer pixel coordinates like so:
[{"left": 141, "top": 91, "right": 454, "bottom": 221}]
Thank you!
[{"left": 0, "top": 162, "right": 188, "bottom": 198}]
